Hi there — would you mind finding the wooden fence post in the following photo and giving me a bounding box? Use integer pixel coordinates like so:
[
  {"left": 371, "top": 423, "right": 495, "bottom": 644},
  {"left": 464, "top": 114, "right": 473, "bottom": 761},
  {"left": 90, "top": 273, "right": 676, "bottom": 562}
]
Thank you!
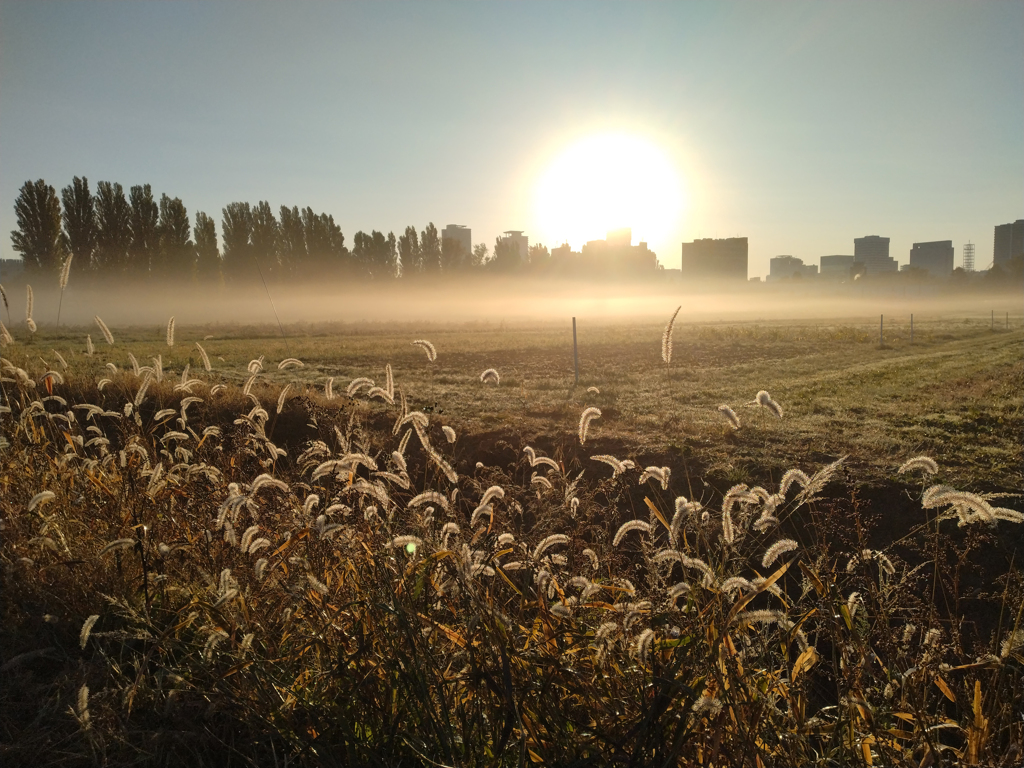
[{"left": 572, "top": 317, "right": 579, "bottom": 385}]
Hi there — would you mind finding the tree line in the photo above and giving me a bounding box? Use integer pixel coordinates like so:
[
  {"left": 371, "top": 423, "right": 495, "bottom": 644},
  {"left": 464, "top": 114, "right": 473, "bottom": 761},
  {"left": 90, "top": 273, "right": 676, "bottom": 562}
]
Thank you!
[{"left": 8, "top": 177, "right": 554, "bottom": 284}]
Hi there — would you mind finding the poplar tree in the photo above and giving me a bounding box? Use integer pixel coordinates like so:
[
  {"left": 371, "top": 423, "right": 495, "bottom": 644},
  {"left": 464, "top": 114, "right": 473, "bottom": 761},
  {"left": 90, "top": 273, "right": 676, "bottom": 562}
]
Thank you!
[
  {"left": 471, "top": 242, "right": 490, "bottom": 268},
  {"left": 193, "top": 211, "right": 220, "bottom": 280},
  {"left": 221, "top": 202, "right": 253, "bottom": 280},
  {"left": 302, "top": 208, "right": 346, "bottom": 279},
  {"left": 352, "top": 230, "right": 397, "bottom": 279},
  {"left": 11, "top": 179, "right": 64, "bottom": 274},
  {"left": 250, "top": 201, "right": 279, "bottom": 277},
  {"left": 128, "top": 184, "right": 159, "bottom": 277},
  {"left": 398, "top": 225, "right": 421, "bottom": 277},
  {"left": 420, "top": 222, "right": 441, "bottom": 273},
  {"left": 156, "top": 194, "right": 192, "bottom": 278},
  {"left": 61, "top": 176, "right": 97, "bottom": 273},
  {"left": 278, "top": 205, "right": 306, "bottom": 279},
  {"left": 94, "top": 181, "right": 131, "bottom": 276}
]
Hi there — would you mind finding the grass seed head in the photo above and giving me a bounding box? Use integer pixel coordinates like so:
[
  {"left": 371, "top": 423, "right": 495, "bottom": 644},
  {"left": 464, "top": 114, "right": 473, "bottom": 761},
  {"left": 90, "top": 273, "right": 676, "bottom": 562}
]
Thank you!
[
  {"left": 662, "top": 305, "right": 681, "bottom": 364},
  {"left": 412, "top": 339, "right": 437, "bottom": 362},
  {"left": 578, "top": 406, "right": 601, "bottom": 445}
]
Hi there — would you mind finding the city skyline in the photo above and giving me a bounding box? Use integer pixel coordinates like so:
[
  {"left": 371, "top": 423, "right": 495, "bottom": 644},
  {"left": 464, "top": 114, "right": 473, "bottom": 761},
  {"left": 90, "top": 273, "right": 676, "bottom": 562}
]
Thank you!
[{"left": 1, "top": 2, "right": 1022, "bottom": 278}]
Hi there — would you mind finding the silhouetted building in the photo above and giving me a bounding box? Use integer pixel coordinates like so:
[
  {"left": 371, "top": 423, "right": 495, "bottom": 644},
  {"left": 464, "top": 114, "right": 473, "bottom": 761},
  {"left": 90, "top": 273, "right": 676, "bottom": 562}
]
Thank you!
[
  {"left": 962, "top": 242, "right": 975, "bottom": 272},
  {"left": 580, "top": 229, "right": 657, "bottom": 274},
  {"left": 441, "top": 224, "right": 471, "bottom": 257},
  {"left": 820, "top": 255, "right": 855, "bottom": 279},
  {"left": 909, "top": 240, "right": 954, "bottom": 277},
  {"left": 993, "top": 220, "right": 1024, "bottom": 266},
  {"left": 680, "top": 237, "right": 748, "bottom": 281},
  {"left": 497, "top": 230, "right": 529, "bottom": 262},
  {"left": 768, "top": 255, "right": 817, "bottom": 281},
  {"left": 854, "top": 235, "right": 897, "bottom": 274}
]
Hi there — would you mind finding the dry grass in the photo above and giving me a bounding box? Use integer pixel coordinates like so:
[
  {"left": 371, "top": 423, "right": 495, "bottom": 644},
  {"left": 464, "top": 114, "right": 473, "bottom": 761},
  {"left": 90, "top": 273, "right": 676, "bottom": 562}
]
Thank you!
[{"left": 1, "top": 315, "right": 1022, "bottom": 766}]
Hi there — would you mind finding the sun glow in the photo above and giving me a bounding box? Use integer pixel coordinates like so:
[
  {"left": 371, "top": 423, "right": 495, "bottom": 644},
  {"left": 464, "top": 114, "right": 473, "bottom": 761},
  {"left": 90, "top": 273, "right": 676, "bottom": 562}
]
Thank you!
[{"left": 533, "top": 133, "right": 685, "bottom": 251}]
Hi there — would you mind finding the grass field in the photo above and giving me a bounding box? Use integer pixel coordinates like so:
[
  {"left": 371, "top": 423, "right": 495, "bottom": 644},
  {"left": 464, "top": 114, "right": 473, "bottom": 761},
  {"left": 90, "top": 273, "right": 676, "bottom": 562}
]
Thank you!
[
  {"left": 17, "top": 311, "right": 1022, "bottom": 492},
  {"left": 2, "top": 307, "right": 1022, "bottom": 766}
]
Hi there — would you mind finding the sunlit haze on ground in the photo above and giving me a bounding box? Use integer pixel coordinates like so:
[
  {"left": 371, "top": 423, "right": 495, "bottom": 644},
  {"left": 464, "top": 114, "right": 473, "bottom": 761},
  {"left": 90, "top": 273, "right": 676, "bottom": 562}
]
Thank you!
[{"left": 17, "top": 280, "right": 1020, "bottom": 330}]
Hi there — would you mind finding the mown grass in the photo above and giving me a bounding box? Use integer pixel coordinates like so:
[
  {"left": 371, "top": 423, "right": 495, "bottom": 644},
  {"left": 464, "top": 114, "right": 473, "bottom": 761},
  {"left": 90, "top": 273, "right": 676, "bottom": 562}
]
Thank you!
[
  {"left": 13, "top": 313, "right": 1022, "bottom": 492},
  {"left": 1, "top": 313, "right": 1022, "bottom": 767}
]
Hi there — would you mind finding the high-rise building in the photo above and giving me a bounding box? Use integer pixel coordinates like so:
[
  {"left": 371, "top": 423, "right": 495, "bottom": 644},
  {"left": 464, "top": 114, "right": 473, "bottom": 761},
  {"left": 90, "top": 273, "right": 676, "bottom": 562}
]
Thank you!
[
  {"left": 768, "top": 255, "right": 817, "bottom": 280},
  {"left": 497, "top": 230, "right": 529, "bottom": 262},
  {"left": 854, "top": 236, "right": 897, "bottom": 274},
  {"left": 909, "top": 240, "right": 954, "bottom": 277},
  {"left": 680, "top": 237, "right": 748, "bottom": 281},
  {"left": 962, "top": 242, "right": 975, "bottom": 272},
  {"left": 441, "top": 225, "right": 471, "bottom": 257},
  {"left": 819, "top": 255, "right": 855, "bottom": 279},
  {"left": 993, "top": 220, "right": 1024, "bottom": 266},
  {"left": 580, "top": 229, "right": 657, "bottom": 273}
]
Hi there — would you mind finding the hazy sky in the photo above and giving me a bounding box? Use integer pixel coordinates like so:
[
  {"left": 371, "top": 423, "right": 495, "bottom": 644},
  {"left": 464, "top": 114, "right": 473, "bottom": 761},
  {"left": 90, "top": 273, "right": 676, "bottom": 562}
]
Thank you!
[{"left": 1, "top": 1, "right": 1021, "bottom": 277}]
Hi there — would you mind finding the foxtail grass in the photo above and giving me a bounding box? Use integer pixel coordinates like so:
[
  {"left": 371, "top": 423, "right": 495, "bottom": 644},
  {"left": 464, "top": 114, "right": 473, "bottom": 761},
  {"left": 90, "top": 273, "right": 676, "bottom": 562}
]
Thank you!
[
  {"left": 56, "top": 254, "right": 72, "bottom": 326},
  {"left": 662, "top": 304, "right": 681, "bottom": 364}
]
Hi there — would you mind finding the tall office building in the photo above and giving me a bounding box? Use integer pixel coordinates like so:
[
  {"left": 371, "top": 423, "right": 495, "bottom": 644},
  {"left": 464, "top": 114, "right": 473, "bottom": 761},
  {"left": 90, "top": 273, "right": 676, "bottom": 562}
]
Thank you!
[
  {"left": 993, "top": 220, "right": 1024, "bottom": 266},
  {"left": 909, "top": 240, "right": 954, "bottom": 277},
  {"left": 768, "top": 255, "right": 817, "bottom": 280},
  {"left": 580, "top": 229, "right": 657, "bottom": 273},
  {"left": 820, "top": 255, "right": 855, "bottom": 279},
  {"left": 854, "top": 235, "right": 897, "bottom": 274},
  {"left": 962, "top": 242, "right": 975, "bottom": 272},
  {"left": 441, "top": 224, "right": 471, "bottom": 257},
  {"left": 680, "top": 237, "right": 748, "bottom": 281}
]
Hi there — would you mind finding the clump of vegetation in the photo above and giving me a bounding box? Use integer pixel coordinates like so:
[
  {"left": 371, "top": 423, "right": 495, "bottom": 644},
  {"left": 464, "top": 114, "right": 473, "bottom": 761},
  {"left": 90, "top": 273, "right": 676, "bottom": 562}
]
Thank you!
[{"left": 1, "top": 332, "right": 1022, "bottom": 767}]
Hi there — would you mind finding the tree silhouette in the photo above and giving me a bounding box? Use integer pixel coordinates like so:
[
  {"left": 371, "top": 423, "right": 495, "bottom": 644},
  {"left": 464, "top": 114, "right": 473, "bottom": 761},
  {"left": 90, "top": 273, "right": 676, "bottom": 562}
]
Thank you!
[
  {"left": 385, "top": 231, "right": 398, "bottom": 279},
  {"left": 398, "top": 225, "right": 420, "bottom": 277},
  {"left": 420, "top": 222, "right": 441, "bottom": 273},
  {"left": 156, "top": 194, "right": 192, "bottom": 278},
  {"left": 528, "top": 243, "right": 550, "bottom": 273},
  {"left": 194, "top": 211, "right": 220, "bottom": 281},
  {"left": 221, "top": 202, "right": 254, "bottom": 281},
  {"left": 353, "top": 230, "right": 398, "bottom": 280},
  {"left": 94, "top": 181, "right": 131, "bottom": 276},
  {"left": 301, "top": 208, "right": 346, "bottom": 279},
  {"left": 471, "top": 242, "right": 490, "bottom": 268},
  {"left": 11, "top": 179, "right": 64, "bottom": 274},
  {"left": 251, "top": 201, "right": 279, "bottom": 278},
  {"left": 61, "top": 176, "right": 97, "bottom": 274},
  {"left": 278, "top": 205, "right": 306, "bottom": 279},
  {"left": 128, "top": 184, "right": 159, "bottom": 277},
  {"left": 492, "top": 236, "right": 522, "bottom": 272}
]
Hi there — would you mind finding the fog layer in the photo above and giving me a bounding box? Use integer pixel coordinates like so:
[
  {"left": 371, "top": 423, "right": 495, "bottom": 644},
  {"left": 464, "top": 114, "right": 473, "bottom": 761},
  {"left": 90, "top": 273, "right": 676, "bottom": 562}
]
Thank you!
[{"left": 6, "top": 276, "right": 1022, "bottom": 331}]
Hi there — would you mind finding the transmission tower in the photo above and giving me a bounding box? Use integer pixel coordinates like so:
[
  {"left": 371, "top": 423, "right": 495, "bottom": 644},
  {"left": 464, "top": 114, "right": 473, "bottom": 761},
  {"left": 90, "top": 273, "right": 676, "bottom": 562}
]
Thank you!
[{"left": 963, "top": 242, "right": 975, "bottom": 272}]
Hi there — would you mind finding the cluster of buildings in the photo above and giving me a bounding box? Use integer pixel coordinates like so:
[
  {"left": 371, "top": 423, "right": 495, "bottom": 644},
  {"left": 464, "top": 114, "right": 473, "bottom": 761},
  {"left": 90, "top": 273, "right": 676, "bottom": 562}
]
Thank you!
[
  {"left": 765, "top": 236, "right": 952, "bottom": 282},
  {"left": 551, "top": 228, "right": 657, "bottom": 273},
  {"left": 678, "top": 220, "right": 1022, "bottom": 283},
  {"left": 444, "top": 223, "right": 657, "bottom": 274},
  {"left": 457, "top": 218, "right": 1021, "bottom": 283}
]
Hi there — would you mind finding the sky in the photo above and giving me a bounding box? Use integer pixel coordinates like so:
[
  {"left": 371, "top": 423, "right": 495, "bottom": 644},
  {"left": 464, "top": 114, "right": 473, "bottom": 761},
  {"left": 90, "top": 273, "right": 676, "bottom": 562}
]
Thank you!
[{"left": 1, "top": 1, "right": 1022, "bottom": 278}]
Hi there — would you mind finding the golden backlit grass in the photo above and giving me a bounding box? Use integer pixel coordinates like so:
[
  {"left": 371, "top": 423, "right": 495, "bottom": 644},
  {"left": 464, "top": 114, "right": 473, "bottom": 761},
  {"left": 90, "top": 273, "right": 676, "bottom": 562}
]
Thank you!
[
  {"left": 14, "top": 314, "right": 1022, "bottom": 492},
  {"left": 1, "top": 314, "right": 1022, "bottom": 767}
]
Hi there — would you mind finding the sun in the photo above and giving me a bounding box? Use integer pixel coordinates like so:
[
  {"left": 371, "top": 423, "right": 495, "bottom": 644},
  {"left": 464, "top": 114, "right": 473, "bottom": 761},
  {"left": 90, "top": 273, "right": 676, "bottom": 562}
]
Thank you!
[{"left": 533, "top": 133, "right": 685, "bottom": 250}]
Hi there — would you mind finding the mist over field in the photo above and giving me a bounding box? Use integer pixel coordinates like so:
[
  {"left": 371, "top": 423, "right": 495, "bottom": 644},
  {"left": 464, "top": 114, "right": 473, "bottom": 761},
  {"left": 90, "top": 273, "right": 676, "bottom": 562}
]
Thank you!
[{"left": 9, "top": 277, "right": 1023, "bottom": 330}]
